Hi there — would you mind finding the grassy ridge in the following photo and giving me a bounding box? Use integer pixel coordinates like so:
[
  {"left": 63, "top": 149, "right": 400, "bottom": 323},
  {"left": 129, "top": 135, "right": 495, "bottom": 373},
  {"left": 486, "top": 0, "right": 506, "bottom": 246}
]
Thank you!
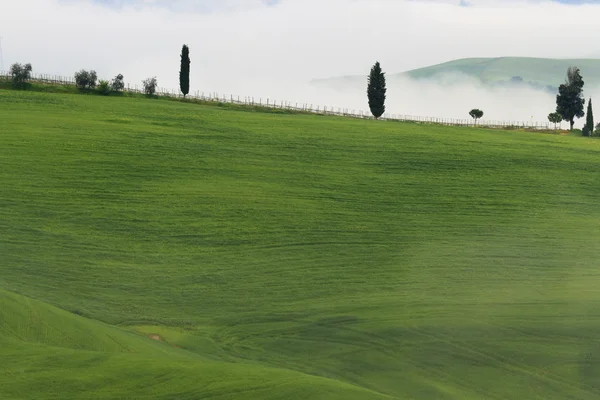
[
  {"left": 2, "top": 90, "right": 600, "bottom": 398},
  {"left": 0, "top": 289, "right": 388, "bottom": 400},
  {"left": 0, "top": 288, "right": 164, "bottom": 352}
]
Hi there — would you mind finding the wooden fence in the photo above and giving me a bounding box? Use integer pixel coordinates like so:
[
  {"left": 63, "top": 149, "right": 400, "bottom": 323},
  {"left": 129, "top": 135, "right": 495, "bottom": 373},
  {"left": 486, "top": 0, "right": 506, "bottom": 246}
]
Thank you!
[{"left": 0, "top": 71, "right": 553, "bottom": 130}]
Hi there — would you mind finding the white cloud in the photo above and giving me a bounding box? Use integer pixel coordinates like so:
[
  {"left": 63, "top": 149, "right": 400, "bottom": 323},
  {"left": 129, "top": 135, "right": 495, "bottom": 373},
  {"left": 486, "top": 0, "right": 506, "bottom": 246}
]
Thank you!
[{"left": 2, "top": 0, "right": 600, "bottom": 125}]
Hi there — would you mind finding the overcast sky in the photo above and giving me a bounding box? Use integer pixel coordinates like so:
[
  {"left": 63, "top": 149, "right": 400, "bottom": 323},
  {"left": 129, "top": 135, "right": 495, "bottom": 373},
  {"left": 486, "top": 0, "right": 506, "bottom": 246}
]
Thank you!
[{"left": 3, "top": 0, "right": 600, "bottom": 124}]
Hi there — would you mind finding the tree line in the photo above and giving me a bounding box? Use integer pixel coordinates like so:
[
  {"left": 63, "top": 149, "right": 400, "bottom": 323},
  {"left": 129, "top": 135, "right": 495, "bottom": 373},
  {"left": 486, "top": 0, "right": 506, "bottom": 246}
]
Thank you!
[{"left": 7, "top": 44, "right": 192, "bottom": 98}]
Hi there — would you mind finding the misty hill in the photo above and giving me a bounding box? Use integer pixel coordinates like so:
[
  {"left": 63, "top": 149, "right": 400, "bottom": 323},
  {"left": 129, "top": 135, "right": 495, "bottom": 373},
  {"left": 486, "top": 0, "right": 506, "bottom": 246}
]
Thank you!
[{"left": 312, "top": 57, "right": 600, "bottom": 92}]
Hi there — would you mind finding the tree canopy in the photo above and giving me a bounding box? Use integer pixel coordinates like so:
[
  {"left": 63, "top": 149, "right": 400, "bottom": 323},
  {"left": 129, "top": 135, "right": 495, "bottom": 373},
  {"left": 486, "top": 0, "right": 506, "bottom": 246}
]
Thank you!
[
  {"left": 10, "top": 63, "right": 32, "bottom": 88},
  {"left": 367, "top": 61, "right": 386, "bottom": 119},
  {"left": 556, "top": 66, "right": 585, "bottom": 131},
  {"left": 179, "top": 45, "right": 190, "bottom": 98},
  {"left": 583, "top": 98, "right": 594, "bottom": 137},
  {"left": 548, "top": 112, "right": 562, "bottom": 129},
  {"left": 469, "top": 109, "right": 484, "bottom": 125}
]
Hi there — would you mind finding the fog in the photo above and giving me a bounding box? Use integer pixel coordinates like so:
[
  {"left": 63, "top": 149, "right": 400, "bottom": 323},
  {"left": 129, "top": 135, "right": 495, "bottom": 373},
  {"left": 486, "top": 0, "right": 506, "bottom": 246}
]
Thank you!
[
  {"left": 216, "top": 73, "right": 600, "bottom": 128},
  {"left": 184, "top": 66, "right": 600, "bottom": 128},
  {"left": 3, "top": 0, "right": 600, "bottom": 126}
]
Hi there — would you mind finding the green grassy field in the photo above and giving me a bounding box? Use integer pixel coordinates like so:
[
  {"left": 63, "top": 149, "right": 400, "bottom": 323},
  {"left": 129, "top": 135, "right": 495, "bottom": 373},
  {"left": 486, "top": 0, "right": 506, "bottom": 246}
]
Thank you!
[{"left": 2, "top": 89, "right": 600, "bottom": 399}]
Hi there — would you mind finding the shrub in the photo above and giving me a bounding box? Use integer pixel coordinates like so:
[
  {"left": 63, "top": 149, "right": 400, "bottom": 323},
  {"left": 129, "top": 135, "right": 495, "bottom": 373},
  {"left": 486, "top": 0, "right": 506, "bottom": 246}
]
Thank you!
[
  {"left": 111, "top": 74, "right": 125, "bottom": 92},
  {"left": 583, "top": 126, "right": 591, "bottom": 137},
  {"left": 74, "top": 70, "right": 98, "bottom": 90},
  {"left": 10, "top": 63, "right": 33, "bottom": 88},
  {"left": 142, "top": 77, "right": 157, "bottom": 97},
  {"left": 97, "top": 80, "right": 111, "bottom": 96}
]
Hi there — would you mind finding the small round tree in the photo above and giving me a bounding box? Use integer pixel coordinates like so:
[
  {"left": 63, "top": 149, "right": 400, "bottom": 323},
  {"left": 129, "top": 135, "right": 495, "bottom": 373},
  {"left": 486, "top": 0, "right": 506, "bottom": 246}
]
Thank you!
[
  {"left": 142, "top": 77, "right": 158, "bottom": 97},
  {"left": 548, "top": 112, "right": 562, "bottom": 130},
  {"left": 10, "top": 63, "right": 32, "bottom": 89},
  {"left": 74, "top": 70, "right": 98, "bottom": 90},
  {"left": 469, "top": 109, "right": 484, "bottom": 125},
  {"left": 111, "top": 74, "right": 125, "bottom": 92}
]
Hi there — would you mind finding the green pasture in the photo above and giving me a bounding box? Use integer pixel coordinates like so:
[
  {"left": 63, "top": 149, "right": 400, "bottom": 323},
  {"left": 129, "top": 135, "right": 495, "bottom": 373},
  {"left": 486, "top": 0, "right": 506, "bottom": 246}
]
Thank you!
[{"left": 2, "top": 90, "right": 600, "bottom": 399}]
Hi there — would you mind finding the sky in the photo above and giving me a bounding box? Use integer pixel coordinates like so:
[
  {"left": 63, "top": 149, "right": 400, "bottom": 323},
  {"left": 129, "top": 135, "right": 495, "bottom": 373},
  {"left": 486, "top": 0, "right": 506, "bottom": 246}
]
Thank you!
[{"left": 2, "top": 0, "right": 600, "bottom": 125}]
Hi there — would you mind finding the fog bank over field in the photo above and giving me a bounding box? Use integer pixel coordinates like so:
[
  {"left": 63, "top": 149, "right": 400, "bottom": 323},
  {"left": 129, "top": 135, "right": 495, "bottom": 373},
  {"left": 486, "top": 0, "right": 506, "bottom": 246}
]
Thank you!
[{"left": 223, "top": 73, "right": 600, "bottom": 128}]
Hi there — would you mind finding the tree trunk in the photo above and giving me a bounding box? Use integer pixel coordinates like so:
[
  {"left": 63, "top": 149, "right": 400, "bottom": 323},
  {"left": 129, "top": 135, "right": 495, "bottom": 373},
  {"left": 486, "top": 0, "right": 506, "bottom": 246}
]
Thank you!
[{"left": 570, "top": 120, "right": 574, "bottom": 131}]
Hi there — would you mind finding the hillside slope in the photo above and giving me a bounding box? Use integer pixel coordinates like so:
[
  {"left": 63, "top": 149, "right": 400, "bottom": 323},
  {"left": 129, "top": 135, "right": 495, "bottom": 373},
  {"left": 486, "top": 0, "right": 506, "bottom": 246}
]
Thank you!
[
  {"left": 0, "top": 289, "right": 388, "bottom": 400},
  {"left": 2, "top": 90, "right": 600, "bottom": 399},
  {"left": 312, "top": 57, "right": 600, "bottom": 91}
]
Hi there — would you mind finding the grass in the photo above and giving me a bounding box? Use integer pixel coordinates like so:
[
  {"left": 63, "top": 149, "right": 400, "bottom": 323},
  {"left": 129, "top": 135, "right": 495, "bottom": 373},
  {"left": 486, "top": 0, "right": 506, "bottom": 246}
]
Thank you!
[
  {"left": 2, "top": 89, "right": 600, "bottom": 399},
  {"left": 1, "top": 290, "right": 382, "bottom": 400},
  {"left": 0, "top": 79, "right": 312, "bottom": 116}
]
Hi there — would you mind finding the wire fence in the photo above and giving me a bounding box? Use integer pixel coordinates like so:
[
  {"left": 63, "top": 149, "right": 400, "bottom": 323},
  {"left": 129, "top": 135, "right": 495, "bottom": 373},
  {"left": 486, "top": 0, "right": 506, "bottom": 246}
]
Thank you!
[{"left": 0, "top": 71, "right": 554, "bottom": 130}]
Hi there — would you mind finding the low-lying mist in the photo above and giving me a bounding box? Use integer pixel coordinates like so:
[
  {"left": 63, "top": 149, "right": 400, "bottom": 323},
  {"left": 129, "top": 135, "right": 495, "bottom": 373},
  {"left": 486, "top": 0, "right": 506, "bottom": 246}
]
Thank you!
[
  {"left": 207, "top": 73, "right": 598, "bottom": 129},
  {"left": 6, "top": 0, "right": 600, "bottom": 131}
]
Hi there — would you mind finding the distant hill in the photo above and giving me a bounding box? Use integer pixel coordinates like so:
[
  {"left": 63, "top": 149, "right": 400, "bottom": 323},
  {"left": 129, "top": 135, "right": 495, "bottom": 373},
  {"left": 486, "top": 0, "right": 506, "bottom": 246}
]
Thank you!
[{"left": 312, "top": 57, "right": 600, "bottom": 92}]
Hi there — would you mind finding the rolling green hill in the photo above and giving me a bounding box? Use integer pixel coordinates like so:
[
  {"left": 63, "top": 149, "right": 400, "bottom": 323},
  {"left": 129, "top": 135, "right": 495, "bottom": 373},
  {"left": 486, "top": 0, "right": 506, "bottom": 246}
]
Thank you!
[
  {"left": 312, "top": 57, "right": 600, "bottom": 91},
  {"left": 2, "top": 90, "right": 600, "bottom": 399},
  {"left": 1, "top": 290, "right": 382, "bottom": 400},
  {"left": 404, "top": 57, "right": 600, "bottom": 88}
]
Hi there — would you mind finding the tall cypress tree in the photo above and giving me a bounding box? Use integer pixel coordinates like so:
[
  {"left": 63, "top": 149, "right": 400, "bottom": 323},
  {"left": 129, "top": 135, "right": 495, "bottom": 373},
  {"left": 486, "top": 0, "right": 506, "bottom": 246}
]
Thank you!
[
  {"left": 583, "top": 98, "right": 594, "bottom": 137},
  {"left": 179, "top": 44, "right": 190, "bottom": 98},
  {"left": 367, "top": 61, "right": 386, "bottom": 119}
]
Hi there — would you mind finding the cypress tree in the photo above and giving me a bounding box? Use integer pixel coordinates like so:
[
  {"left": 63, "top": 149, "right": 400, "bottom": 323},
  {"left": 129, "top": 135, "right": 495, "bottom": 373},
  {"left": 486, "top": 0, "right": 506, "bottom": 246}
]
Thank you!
[
  {"left": 179, "top": 44, "right": 190, "bottom": 98},
  {"left": 583, "top": 98, "right": 594, "bottom": 137},
  {"left": 367, "top": 61, "right": 386, "bottom": 119}
]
